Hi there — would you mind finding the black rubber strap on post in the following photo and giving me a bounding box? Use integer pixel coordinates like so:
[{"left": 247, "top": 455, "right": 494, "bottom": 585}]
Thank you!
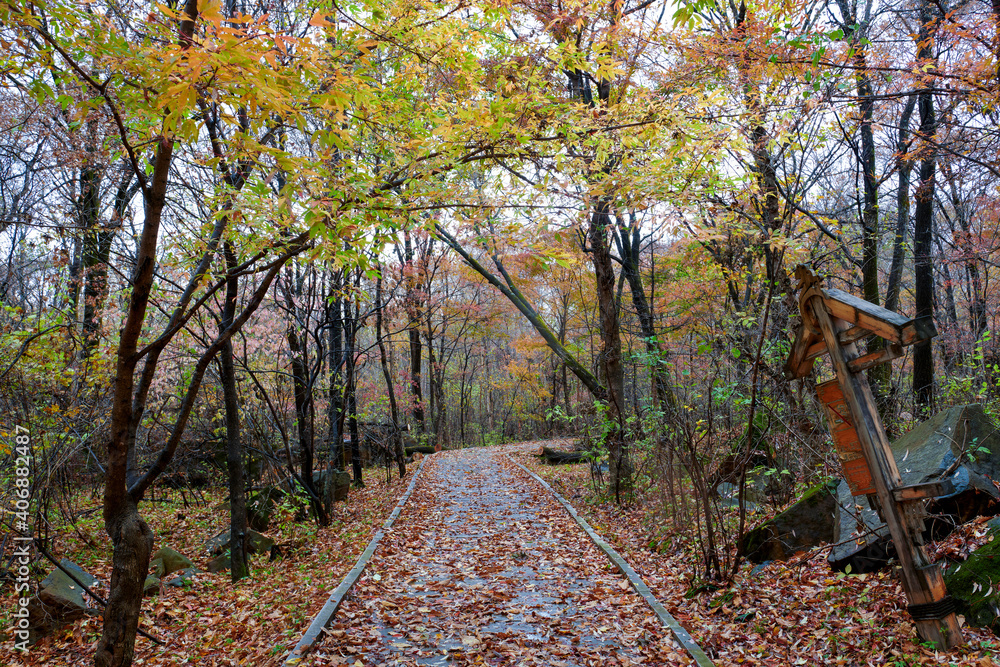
[{"left": 907, "top": 596, "right": 957, "bottom": 621}]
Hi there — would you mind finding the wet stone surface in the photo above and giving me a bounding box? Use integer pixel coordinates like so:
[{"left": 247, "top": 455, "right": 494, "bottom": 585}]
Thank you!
[{"left": 306, "top": 449, "right": 690, "bottom": 666}]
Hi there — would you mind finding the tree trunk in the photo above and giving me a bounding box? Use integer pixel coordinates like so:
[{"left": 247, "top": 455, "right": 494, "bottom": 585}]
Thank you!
[
  {"left": 94, "top": 501, "right": 153, "bottom": 667},
  {"left": 77, "top": 158, "right": 102, "bottom": 354},
  {"left": 885, "top": 95, "right": 917, "bottom": 313},
  {"left": 435, "top": 224, "right": 608, "bottom": 402},
  {"left": 345, "top": 293, "right": 363, "bottom": 485},
  {"left": 434, "top": 335, "right": 447, "bottom": 448},
  {"left": 220, "top": 243, "right": 248, "bottom": 582},
  {"left": 913, "top": 1, "right": 938, "bottom": 419},
  {"left": 589, "top": 201, "right": 631, "bottom": 501},
  {"left": 933, "top": 222, "right": 960, "bottom": 371},
  {"left": 375, "top": 273, "right": 406, "bottom": 478},
  {"left": 425, "top": 312, "right": 437, "bottom": 444},
  {"left": 286, "top": 315, "right": 326, "bottom": 524},
  {"left": 615, "top": 217, "right": 676, "bottom": 412},
  {"left": 403, "top": 231, "right": 425, "bottom": 431},
  {"left": 842, "top": 13, "right": 891, "bottom": 413},
  {"left": 941, "top": 162, "right": 987, "bottom": 344},
  {"left": 325, "top": 271, "right": 344, "bottom": 508},
  {"left": 96, "top": 0, "right": 193, "bottom": 646}
]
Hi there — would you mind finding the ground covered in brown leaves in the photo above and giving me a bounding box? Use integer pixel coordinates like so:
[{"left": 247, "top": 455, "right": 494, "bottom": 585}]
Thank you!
[
  {"left": 507, "top": 439, "right": 1000, "bottom": 666},
  {"left": 304, "top": 448, "right": 692, "bottom": 666},
  {"left": 6, "top": 440, "right": 1000, "bottom": 666},
  {"left": 1, "top": 468, "right": 411, "bottom": 666}
]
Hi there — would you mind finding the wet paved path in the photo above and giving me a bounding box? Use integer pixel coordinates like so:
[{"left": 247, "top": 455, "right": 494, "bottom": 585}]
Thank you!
[{"left": 305, "top": 449, "right": 692, "bottom": 666}]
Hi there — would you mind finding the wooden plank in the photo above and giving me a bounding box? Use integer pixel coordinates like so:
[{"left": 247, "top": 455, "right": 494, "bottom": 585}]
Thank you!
[
  {"left": 808, "top": 300, "right": 962, "bottom": 649},
  {"left": 823, "top": 289, "right": 937, "bottom": 346},
  {"left": 784, "top": 324, "right": 822, "bottom": 379},
  {"left": 804, "top": 339, "right": 827, "bottom": 362},
  {"left": 893, "top": 480, "right": 954, "bottom": 503},
  {"left": 787, "top": 326, "right": 883, "bottom": 379},
  {"left": 904, "top": 316, "right": 938, "bottom": 346},
  {"left": 817, "top": 380, "right": 876, "bottom": 496},
  {"left": 848, "top": 342, "right": 903, "bottom": 373},
  {"left": 838, "top": 325, "right": 871, "bottom": 346}
]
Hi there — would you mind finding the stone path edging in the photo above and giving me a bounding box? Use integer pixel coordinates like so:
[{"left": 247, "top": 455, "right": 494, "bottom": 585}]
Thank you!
[
  {"left": 511, "top": 458, "right": 715, "bottom": 667},
  {"left": 283, "top": 456, "right": 430, "bottom": 665}
]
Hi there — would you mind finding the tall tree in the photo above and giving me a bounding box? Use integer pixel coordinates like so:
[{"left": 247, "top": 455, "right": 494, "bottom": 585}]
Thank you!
[
  {"left": 219, "top": 243, "right": 249, "bottom": 581},
  {"left": 831, "top": 0, "right": 893, "bottom": 411},
  {"left": 375, "top": 268, "right": 407, "bottom": 477},
  {"left": 913, "top": 0, "right": 939, "bottom": 418},
  {"left": 399, "top": 230, "right": 426, "bottom": 432}
]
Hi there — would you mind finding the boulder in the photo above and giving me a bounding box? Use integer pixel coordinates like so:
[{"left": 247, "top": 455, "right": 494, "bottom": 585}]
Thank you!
[
  {"left": 207, "top": 554, "right": 231, "bottom": 573},
  {"left": 827, "top": 480, "right": 892, "bottom": 574},
  {"left": 150, "top": 547, "right": 194, "bottom": 578},
  {"left": 536, "top": 446, "right": 589, "bottom": 465},
  {"left": 247, "top": 486, "right": 287, "bottom": 531},
  {"left": 40, "top": 559, "right": 96, "bottom": 597},
  {"left": 895, "top": 405, "right": 1000, "bottom": 530},
  {"left": 741, "top": 479, "right": 839, "bottom": 562},
  {"left": 314, "top": 468, "right": 352, "bottom": 502},
  {"left": 943, "top": 519, "right": 1000, "bottom": 632},
  {"left": 247, "top": 530, "right": 276, "bottom": 554},
  {"left": 246, "top": 471, "right": 352, "bottom": 531},
  {"left": 165, "top": 567, "right": 199, "bottom": 588},
  {"left": 205, "top": 530, "right": 230, "bottom": 556},
  {"left": 715, "top": 482, "right": 763, "bottom": 510},
  {"left": 709, "top": 451, "right": 774, "bottom": 491},
  {"left": 205, "top": 529, "right": 275, "bottom": 557},
  {"left": 27, "top": 560, "right": 97, "bottom": 642},
  {"left": 830, "top": 404, "right": 1000, "bottom": 572},
  {"left": 143, "top": 575, "right": 161, "bottom": 597}
]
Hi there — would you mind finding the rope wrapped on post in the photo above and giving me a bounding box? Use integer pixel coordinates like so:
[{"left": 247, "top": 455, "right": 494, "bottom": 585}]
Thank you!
[{"left": 907, "top": 596, "right": 958, "bottom": 621}]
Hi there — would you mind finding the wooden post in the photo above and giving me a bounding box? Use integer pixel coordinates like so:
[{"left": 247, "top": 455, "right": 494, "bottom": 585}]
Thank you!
[{"left": 789, "top": 267, "right": 963, "bottom": 650}]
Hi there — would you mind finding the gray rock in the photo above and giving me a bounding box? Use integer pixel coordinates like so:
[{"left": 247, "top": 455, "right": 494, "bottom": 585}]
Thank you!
[
  {"left": 333, "top": 470, "right": 352, "bottom": 502},
  {"left": 313, "top": 468, "right": 352, "bottom": 502},
  {"left": 741, "top": 479, "right": 839, "bottom": 562},
  {"left": 205, "top": 530, "right": 230, "bottom": 556},
  {"left": 715, "top": 482, "right": 762, "bottom": 511},
  {"left": 164, "top": 567, "right": 199, "bottom": 588},
  {"left": 827, "top": 480, "right": 890, "bottom": 573},
  {"left": 28, "top": 560, "right": 97, "bottom": 642},
  {"left": 150, "top": 547, "right": 194, "bottom": 578},
  {"left": 894, "top": 404, "right": 1000, "bottom": 486},
  {"left": 207, "top": 554, "right": 231, "bottom": 573},
  {"left": 830, "top": 404, "right": 1000, "bottom": 572},
  {"left": 205, "top": 529, "right": 275, "bottom": 557},
  {"left": 246, "top": 470, "right": 351, "bottom": 531},
  {"left": 247, "top": 486, "right": 288, "bottom": 531},
  {"left": 894, "top": 404, "right": 1000, "bottom": 528},
  {"left": 40, "top": 559, "right": 96, "bottom": 591},
  {"left": 143, "top": 575, "right": 161, "bottom": 597}
]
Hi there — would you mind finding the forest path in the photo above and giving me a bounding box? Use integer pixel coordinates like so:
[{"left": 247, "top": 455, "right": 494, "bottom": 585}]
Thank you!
[{"left": 302, "top": 448, "right": 695, "bottom": 666}]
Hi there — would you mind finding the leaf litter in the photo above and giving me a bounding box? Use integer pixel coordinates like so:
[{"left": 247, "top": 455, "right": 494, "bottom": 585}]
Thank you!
[
  {"left": 0, "top": 472, "right": 411, "bottom": 666},
  {"left": 508, "top": 440, "right": 1000, "bottom": 666},
  {"left": 303, "top": 447, "right": 692, "bottom": 666}
]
